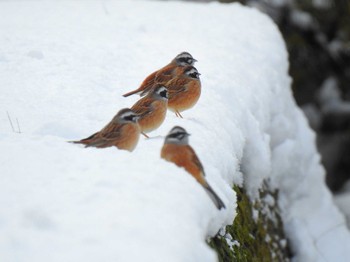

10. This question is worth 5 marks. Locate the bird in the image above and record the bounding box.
[122,52,197,97]
[131,84,168,138]
[166,66,201,118]
[70,108,141,152]
[161,126,226,210]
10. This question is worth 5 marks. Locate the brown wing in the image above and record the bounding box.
[155,65,188,84]
[139,66,175,96]
[123,71,157,97]
[131,96,154,116]
[138,60,180,96]
[187,147,226,210]
[99,122,123,140]
[139,71,163,96]
[166,77,188,98]
[85,122,124,147]
[154,65,176,82]
[161,143,206,184]
[71,120,121,145]
[71,132,99,145]
[187,145,205,175]
[139,71,157,90]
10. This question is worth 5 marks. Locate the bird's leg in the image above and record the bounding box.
[175,110,183,118]
[141,132,149,138]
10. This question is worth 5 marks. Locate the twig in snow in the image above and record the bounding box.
[16,118,21,133]
[6,111,15,132]
[101,1,109,15]
[6,111,22,133]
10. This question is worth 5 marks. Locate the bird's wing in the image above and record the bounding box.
[131,97,154,116]
[137,71,159,96]
[156,65,175,77]
[71,131,99,144]
[154,65,177,85]
[166,78,187,97]
[84,123,124,148]
[188,145,205,175]
[98,123,123,141]
[140,71,157,88]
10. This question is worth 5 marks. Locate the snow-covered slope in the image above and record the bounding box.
[0,1,349,261]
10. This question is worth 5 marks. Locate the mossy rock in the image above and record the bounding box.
[209,183,291,261]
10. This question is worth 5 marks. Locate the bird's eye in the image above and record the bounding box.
[160,90,168,98]
[169,132,186,139]
[178,57,192,65]
[189,72,199,79]
[123,115,135,121]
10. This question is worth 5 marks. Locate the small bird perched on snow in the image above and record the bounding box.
[70,108,141,152]
[131,84,168,138]
[166,66,201,118]
[122,52,197,97]
[161,126,226,210]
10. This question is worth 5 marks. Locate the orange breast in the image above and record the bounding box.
[168,81,201,112]
[138,100,167,133]
[115,123,140,151]
[161,144,206,185]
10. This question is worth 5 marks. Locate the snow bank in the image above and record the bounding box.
[335,182,350,229]
[0,1,349,261]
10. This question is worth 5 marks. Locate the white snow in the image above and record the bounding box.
[335,191,350,229]
[335,181,350,229]
[0,1,349,262]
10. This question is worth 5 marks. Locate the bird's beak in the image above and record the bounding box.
[193,58,198,62]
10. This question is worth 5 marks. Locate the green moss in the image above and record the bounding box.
[209,183,291,261]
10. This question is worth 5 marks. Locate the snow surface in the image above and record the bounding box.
[335,183,350,229]
[0,1,350,262]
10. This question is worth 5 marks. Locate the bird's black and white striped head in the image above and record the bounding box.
[174,52,197,66]
[184,66,201,80]
[164,126,190,145]
[151,84,168,100]
[115,108,140,124]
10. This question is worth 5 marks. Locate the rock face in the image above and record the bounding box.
[210,184,291,261]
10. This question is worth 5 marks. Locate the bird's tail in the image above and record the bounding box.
[204,184,226,210]
[123,77,157,97]
[67,132,98,146]
[68,140,82,144]
[123,89,140,97]
[68,139,90,146]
